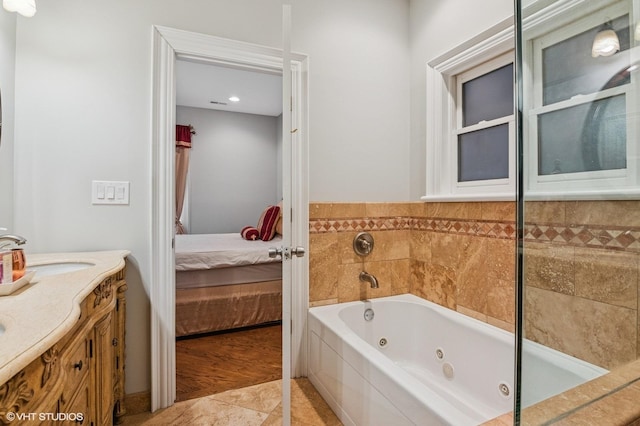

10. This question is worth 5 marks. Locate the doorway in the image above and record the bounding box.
[174,58,285,401]
[151,25,309,412]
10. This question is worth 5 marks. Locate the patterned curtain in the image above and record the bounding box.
[175,125,192,234]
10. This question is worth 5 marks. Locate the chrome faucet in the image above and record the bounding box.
[0,234,27,249]
[359,271,379,289]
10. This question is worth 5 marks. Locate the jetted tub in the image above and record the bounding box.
[308,294,607,425]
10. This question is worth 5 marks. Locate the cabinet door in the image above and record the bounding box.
[93,312,114,426]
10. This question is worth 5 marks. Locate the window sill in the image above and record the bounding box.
[420,193,515,202]
[523,189,640,201]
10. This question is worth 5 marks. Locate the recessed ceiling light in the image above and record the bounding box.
[228,96,240,102]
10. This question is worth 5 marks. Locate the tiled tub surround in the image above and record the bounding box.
[309,201,517,331]
[309,200,640,424]
[523,200,640,371]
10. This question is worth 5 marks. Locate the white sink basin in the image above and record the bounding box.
[30,262,94,277]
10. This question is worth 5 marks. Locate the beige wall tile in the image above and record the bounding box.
[574,247,638,309]
[486,278,515,325]
[523,242,575,295]
[365,202,412,217]
[429,202,483,219]
[411,262,457,310]
[337,263,365,303]
[525,287,637,369]
[565,200,640,227]
[481,202,516,221]
[410,230,432,263]
[557,383,640,426]
[309,299,339,308]
[409,202,428,217]
[524,201,565,224]
[367,230,410,262]
[484,238,516,282]
[487,316,515,333]
[337,231,362,264]
[309,233,339,303]
[457,305,487,322]
[361,259,408,299]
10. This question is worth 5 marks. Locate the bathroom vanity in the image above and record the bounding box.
[0,250,128,425]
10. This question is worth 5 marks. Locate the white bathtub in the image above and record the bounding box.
[308,294,607,426]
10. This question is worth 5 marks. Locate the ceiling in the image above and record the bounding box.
[176,59,283,117]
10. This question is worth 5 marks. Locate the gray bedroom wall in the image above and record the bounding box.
[177,106,279,234]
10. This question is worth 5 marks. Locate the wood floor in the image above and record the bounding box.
[175,323,282,402]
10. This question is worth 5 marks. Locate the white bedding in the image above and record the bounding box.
[175,233,282,271]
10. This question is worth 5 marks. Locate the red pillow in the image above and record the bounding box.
[257,205,281,241]
[240,226,259,241]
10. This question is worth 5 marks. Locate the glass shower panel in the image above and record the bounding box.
[517,0,640,424]
[537,95,627,175]
[542,14,631,105]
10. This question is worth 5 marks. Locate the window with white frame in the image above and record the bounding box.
[424,19,515,201]
[525,1,639,197]
[456,53,514,187]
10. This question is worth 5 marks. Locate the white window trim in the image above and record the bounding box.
[423,17,515,202]
[454,53,515,194]
[423,0,640,202]
[524,0,640,199]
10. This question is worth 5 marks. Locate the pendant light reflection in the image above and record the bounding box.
[2,0,36,17]
[591,21,620,58]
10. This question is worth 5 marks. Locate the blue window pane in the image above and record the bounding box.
[538,95,627,175]
[458,124,509,182]
[463,64,514,126]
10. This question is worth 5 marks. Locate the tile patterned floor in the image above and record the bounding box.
[122,378,342,425]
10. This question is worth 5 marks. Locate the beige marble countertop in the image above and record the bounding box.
[0,250,129,385]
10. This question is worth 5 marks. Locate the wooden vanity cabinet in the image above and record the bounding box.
[0,267,127,426]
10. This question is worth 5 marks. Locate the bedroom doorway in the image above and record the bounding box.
[151,20,309,419]
[173,58,286,402]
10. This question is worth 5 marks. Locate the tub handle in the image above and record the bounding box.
[353,232,374,256]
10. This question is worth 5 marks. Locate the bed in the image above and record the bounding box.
[175,233,283,337]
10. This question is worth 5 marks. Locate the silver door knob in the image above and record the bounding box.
[268,247,283,258]
[291,246,305,257]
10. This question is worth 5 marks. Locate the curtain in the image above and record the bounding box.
[175,125,192,234]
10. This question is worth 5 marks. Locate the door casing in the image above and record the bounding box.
[151,25,309,411]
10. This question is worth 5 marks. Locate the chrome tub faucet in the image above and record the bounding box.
[359,271,379,289]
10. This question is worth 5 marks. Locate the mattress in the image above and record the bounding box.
[176,262,282,289]
[175,233,282,271]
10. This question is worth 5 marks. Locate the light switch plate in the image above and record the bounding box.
[92,181,130,205]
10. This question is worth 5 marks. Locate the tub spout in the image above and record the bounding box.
[359,271,379,289]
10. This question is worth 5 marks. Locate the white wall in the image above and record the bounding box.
[408,0,513,199]
[0,11,16,229]
[9,0,515,397]
[11,0,411,394]
[176,106,279,234]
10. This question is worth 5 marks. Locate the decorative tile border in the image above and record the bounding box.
[524,224,640,252]
[309,216,640,252]
[309,217,516,240]
[309,217,412,233]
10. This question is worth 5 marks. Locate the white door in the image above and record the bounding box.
[272,4,310,423]
[151,20,308,414]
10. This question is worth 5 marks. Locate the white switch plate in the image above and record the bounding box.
[92,181,130,205]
